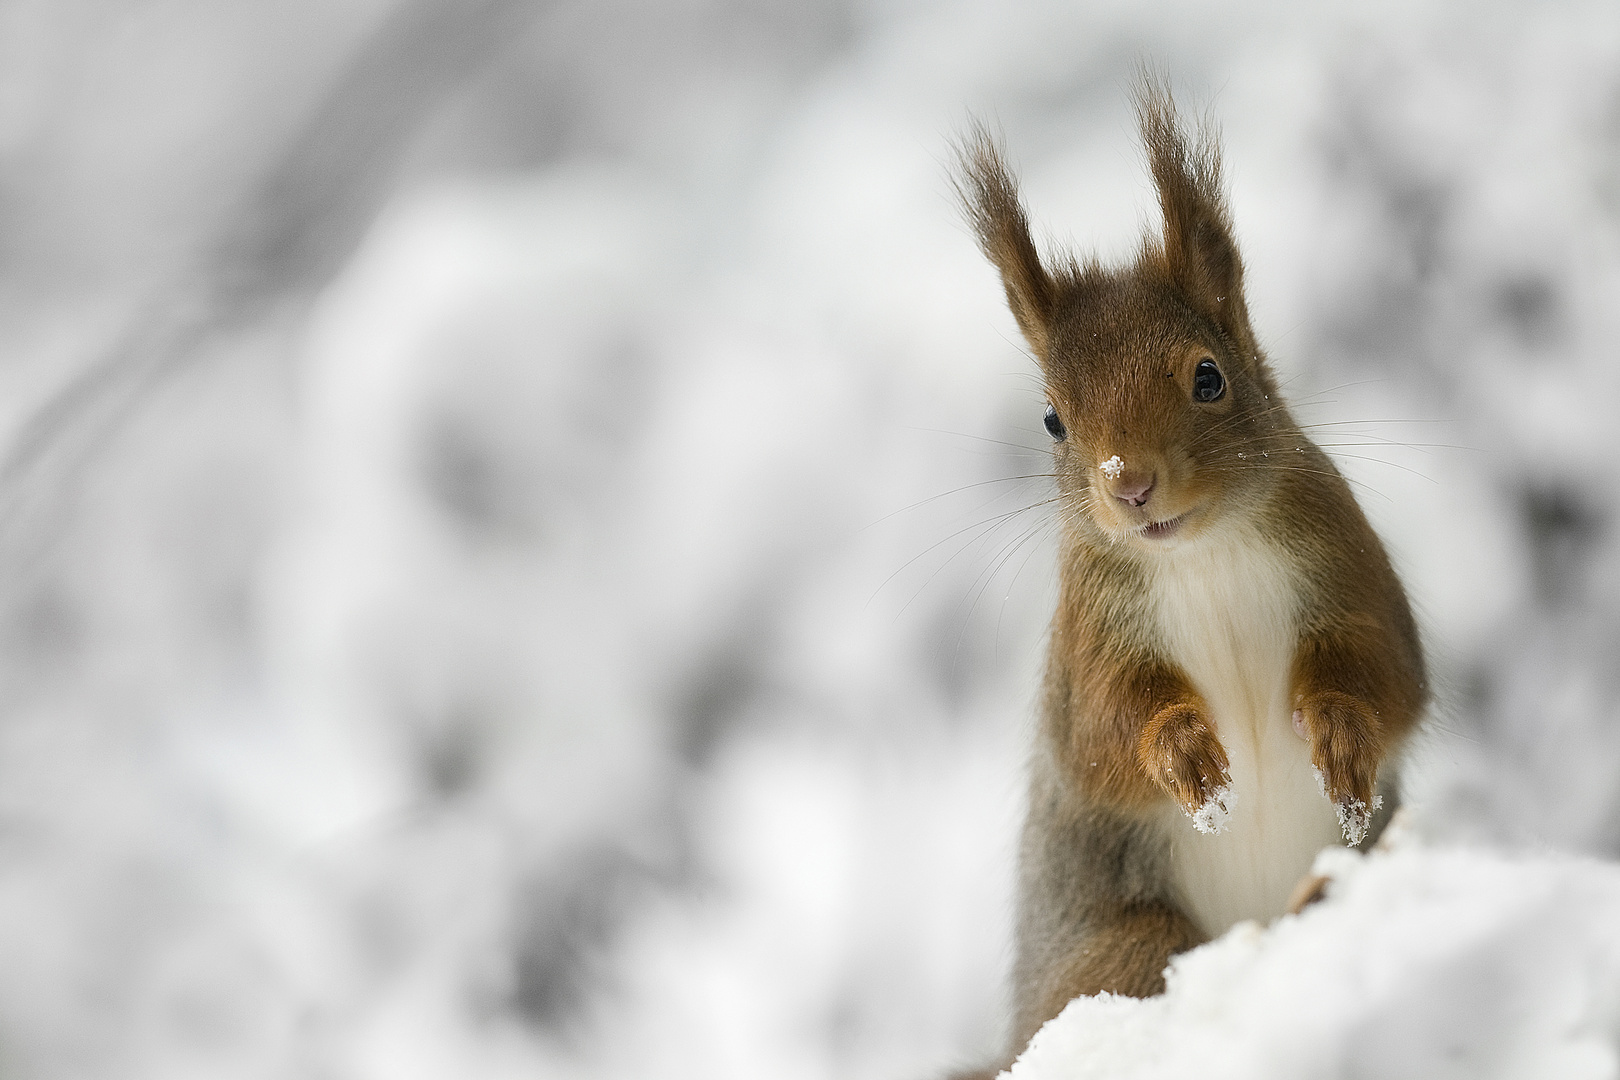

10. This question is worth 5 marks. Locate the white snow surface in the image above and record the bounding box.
[1008,836,1620,1080]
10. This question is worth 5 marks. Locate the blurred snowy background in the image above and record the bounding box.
[0,1,1617,1077]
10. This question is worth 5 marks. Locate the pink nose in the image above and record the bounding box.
[1112,476,1154,507]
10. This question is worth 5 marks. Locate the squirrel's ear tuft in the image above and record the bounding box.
[954,124,1054,355]
[1134,74,1252,346]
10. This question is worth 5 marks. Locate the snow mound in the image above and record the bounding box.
[1007,838,1620,1080]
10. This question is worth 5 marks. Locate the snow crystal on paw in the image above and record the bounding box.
[1100,455,1124,479]
[1335,793,1383,846]
[1190,784,1234,835]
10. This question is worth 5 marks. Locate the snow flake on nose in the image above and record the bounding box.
[1100,455,1125,479]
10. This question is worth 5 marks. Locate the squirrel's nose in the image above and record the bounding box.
[1111,474,1155,507]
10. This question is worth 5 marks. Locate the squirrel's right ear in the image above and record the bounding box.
[955,126,1055,355]
[1134,76,1254,349]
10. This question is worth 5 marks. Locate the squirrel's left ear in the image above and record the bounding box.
[1136,77,1254,350]
[955,124,1056,358]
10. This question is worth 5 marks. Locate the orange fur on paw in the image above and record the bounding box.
[1297,690,1383,843]
[1138,703,1232,829]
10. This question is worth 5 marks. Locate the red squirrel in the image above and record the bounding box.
[949,80,1427,1074]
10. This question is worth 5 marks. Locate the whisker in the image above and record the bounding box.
[1310,437,1481,455]
[959,515,1050,640]
[1296,418,1455,429]
[915,498,1060,620]
[957,514,1058,660]
[1242,426,1482,464]
[873,496,1063,613]
[861,473,1057,530]
[902,426,1050,456]
[1283,377,1395,401]
[995,326,1040,368]
[995,516,1060,644]
[1183,398,1297,452]
[1203,461,1393,503]
[1317,451,1438,485]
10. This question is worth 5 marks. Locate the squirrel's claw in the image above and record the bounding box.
[1139,702,1233,832]
[1189,782,1235,835]
[1297,690,1384,845]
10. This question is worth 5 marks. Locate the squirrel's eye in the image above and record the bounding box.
[1192,359,1225,403]
[1043,403,1067,441]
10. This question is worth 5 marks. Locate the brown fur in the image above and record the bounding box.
[944,77,1427,1077]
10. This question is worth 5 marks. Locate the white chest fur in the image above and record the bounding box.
[1148,526,1343,938]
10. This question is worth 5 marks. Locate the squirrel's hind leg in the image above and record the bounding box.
[941,1065,1011,1080]
[1010,898,1203,1052]
[941,898,1200,1080]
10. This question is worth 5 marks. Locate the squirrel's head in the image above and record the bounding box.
[957,79,1290,550]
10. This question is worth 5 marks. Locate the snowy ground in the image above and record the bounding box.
[0,2,1615,1078]
[1011,827,1620,1080]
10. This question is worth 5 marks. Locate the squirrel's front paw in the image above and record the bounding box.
[1139,703,1233,834]
[1296,690,1383,845]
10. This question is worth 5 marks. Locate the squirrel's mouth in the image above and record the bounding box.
[1138,510,1192,541]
